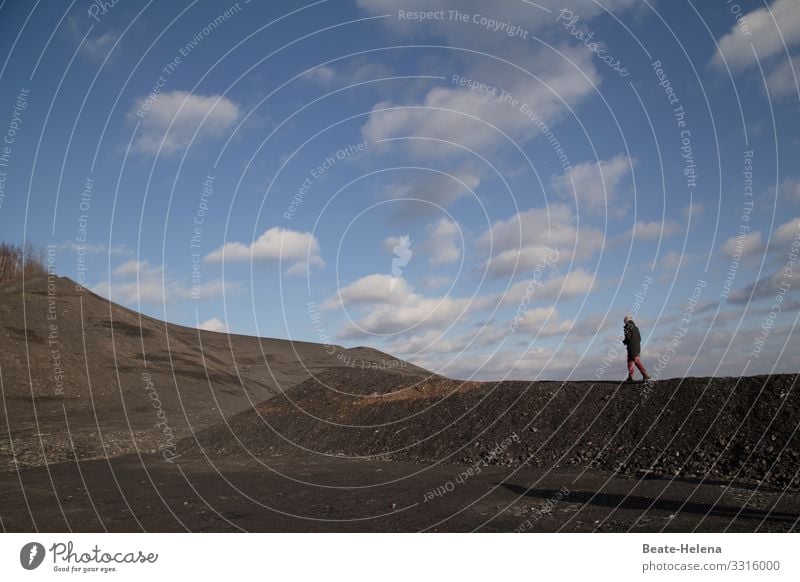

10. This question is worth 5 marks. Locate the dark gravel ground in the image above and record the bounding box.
[1,452,797,532]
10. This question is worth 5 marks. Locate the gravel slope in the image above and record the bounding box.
[186,367,800,489]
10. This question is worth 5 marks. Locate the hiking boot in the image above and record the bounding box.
[642,372,652,382]
[625,375,635,383]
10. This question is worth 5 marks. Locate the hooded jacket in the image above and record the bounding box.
[623,320,641,357]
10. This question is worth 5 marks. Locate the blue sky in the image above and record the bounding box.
[0,0,798,380]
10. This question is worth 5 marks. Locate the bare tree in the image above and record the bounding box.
[0,242,45,283]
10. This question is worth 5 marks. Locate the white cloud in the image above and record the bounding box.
[205,227,324,276]
[773,216,800,245]
[550,154,633,212]
[717,215,800,270]
[356,0,640,46]
[424,344,582,381]
[512,305,574,337]
[626,219,681,241]
[352,0,642,184]
[301,61,396,88]
[660,250,688,271]
[765,55,800,99]
[338,294,472,337]
[477,203,604,277]
[710,0,800,71]
[387,321,515,356]
[113,259,146,278]
[327,273,492,337]
[421,274,452,289]
[303,65,336,85]
[321,273,413,311]
[380,167,480,217]
[129,91,240,156]
[720,230,765,256]
[503,268,596,304]
[81,31,117,60]
[68,17,118,61]
[360,46,600,160]
[92,259,239,305]
[777,177,800,201]
[728,268,796,304]
[348,61,396,83]
[424,218,461,265]
[198,317,228,333]
[684,202,704,219]
[383,234,411,253]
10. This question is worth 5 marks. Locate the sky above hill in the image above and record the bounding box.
[0,0,798,380]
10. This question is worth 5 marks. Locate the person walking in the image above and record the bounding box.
[622,315,651,382]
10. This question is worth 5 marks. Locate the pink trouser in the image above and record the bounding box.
[628,356,647,376]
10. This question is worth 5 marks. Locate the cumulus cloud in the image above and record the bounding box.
[660,250,690,271]
[477,203,604,277]
[387,330,462,355]
[81,31,118,60]
[301,61,396,88]
[360,45,600,160]
[356,0,640,46]
[718,218,800,304]
[773,216,800,245]
[421,274,452,289]
[129,91,240,156]
[198,317,228,333]
[353,0,642,161]
[322,273,414,311]
[387,327,501,356]
[777,177,800,201]
[625,219,681,241]
[92,259,239,305]
[326,273,492,337]
[423,345,581,381]
[303,65,337,85]
[385,290,583,358]
[205,227,324,276]
[728,268,795,304]
[383,234,412,253]
[381,167,480,218]
[512,305,574,337]
[338,295,472,337]
[113,259,145,278]
[502,268,596,304]
[424,218,462,265]
[68,17,118,61]
[684,202,704,219]
[564,312,615,340]
[765,55,800,99]
[550,154,633,213]
[710,0,800,71]
[720,230,765,257]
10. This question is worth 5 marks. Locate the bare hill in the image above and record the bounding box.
[0,273,428,469]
